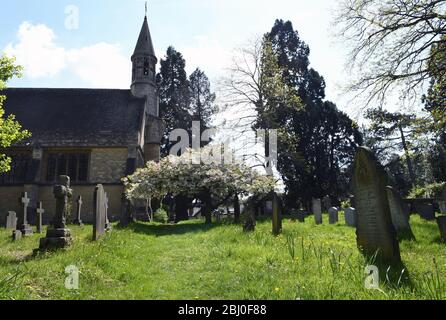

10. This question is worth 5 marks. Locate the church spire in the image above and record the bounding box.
[133,13,156,58]
[131,10,157,98]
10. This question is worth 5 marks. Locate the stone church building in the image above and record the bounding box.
[0,15,163,223]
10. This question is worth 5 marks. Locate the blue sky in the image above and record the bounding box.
[1,0,349,106]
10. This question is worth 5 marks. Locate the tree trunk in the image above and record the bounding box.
[399,124,416,187]
[234,194,241,224]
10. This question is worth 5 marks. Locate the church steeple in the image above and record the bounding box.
[131,13,157,98]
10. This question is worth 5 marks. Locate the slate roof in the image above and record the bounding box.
[2,88,146,147]
[133,16,156,58]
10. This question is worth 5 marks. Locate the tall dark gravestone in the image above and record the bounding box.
[272,193,282,236]
[93,184,107,240]
[312,198,323,225]
[39,176,73,250]
[386,186,415,240]
[353,147,401,264]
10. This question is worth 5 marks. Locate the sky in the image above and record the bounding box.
[0,0,351,112]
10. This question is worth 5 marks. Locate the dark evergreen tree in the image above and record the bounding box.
[188,68,217,147]
[156,46,191,157]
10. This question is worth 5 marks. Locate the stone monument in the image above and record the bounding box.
[93,184,107,240]
[73,196,84,226]
[344,207,357,227]
[36,202,45,234]
[6,211,17,230]
[386,186,415,240]
[353,147,401,264]
[39,176,73,250]
[16,192,33,236]
[328,207,339,224]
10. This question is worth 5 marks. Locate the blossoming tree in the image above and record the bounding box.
[123,148,276,224]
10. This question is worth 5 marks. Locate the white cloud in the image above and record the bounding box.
[4,21,130,88]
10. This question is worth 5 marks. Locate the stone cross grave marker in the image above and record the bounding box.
[312,198,322,225]
[272,193,282,236]
[344,207,357,227]
[36,202,45,234]
[39,176,73,250]
[353,147,401,264]
[328,207,339,224]
[93,184,107,240]
[17,192,33,236]
[386,186,415,240]
[6,211,17,230]
[74,195,84,226]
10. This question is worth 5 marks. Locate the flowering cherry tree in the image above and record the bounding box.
[123,148,276,223]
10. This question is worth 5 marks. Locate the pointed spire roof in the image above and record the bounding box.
[133,16,156,58]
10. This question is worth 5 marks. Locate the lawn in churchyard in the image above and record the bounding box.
[0,213,445,300]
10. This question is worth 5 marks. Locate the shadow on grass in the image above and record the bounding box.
[120,221,222,237]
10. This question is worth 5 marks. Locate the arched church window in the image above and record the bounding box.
[144,58,150,76]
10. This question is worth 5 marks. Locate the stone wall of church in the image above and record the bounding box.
[89,148,128,183]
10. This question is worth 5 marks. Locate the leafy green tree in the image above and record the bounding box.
[156,47,191,157]
[365,109,419,187]
[264,20,363,206]
[0,55,31,173]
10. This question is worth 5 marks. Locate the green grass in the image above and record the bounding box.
[0,213,445,300]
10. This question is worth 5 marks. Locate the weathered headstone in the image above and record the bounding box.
[328,207,339,224]
[6,211,17,230]
[104,193,111,231]
[297,209,306,223]
[353,147,401,264]
[272,193,282,235]
[416,202,436,221]
[437,216,446,243]
[16,192,33,236]
[73,196,84,226]
[93,184,107,240]
[12,230,22,241]
[386,186,415,240]
[36,202,44,234]
[120,193,135,226]
[39,176,73,250]
[312,198,322,225]
[344,207,357,227]
[322,195,331,212]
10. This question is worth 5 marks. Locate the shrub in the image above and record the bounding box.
[408,182,446,199]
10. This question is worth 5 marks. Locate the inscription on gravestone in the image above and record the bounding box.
[353,147,401,264]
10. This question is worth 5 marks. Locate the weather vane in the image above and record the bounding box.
[145,1,148,17]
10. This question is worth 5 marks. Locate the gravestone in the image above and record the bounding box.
[344,207,357,227]
[104,193,111,231]
[437,216,446,243]
[386,186,415,240]
[243,202,256,232]
[416,203,436,221]
[93,184,107,240]
[6,211,17,230]
[322,196,331,212]
[36,202,44,234]
[272,193,282,235]
[39,176,73,250]
[265,201,273,215]
[16,192,33,236]
[74,195,84,226]
[297,209,306,223]
[12,230,22,241]
[353,147,401,264]
[312,198,323,225]
[120,193,135,226]
[328,207,339,224]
